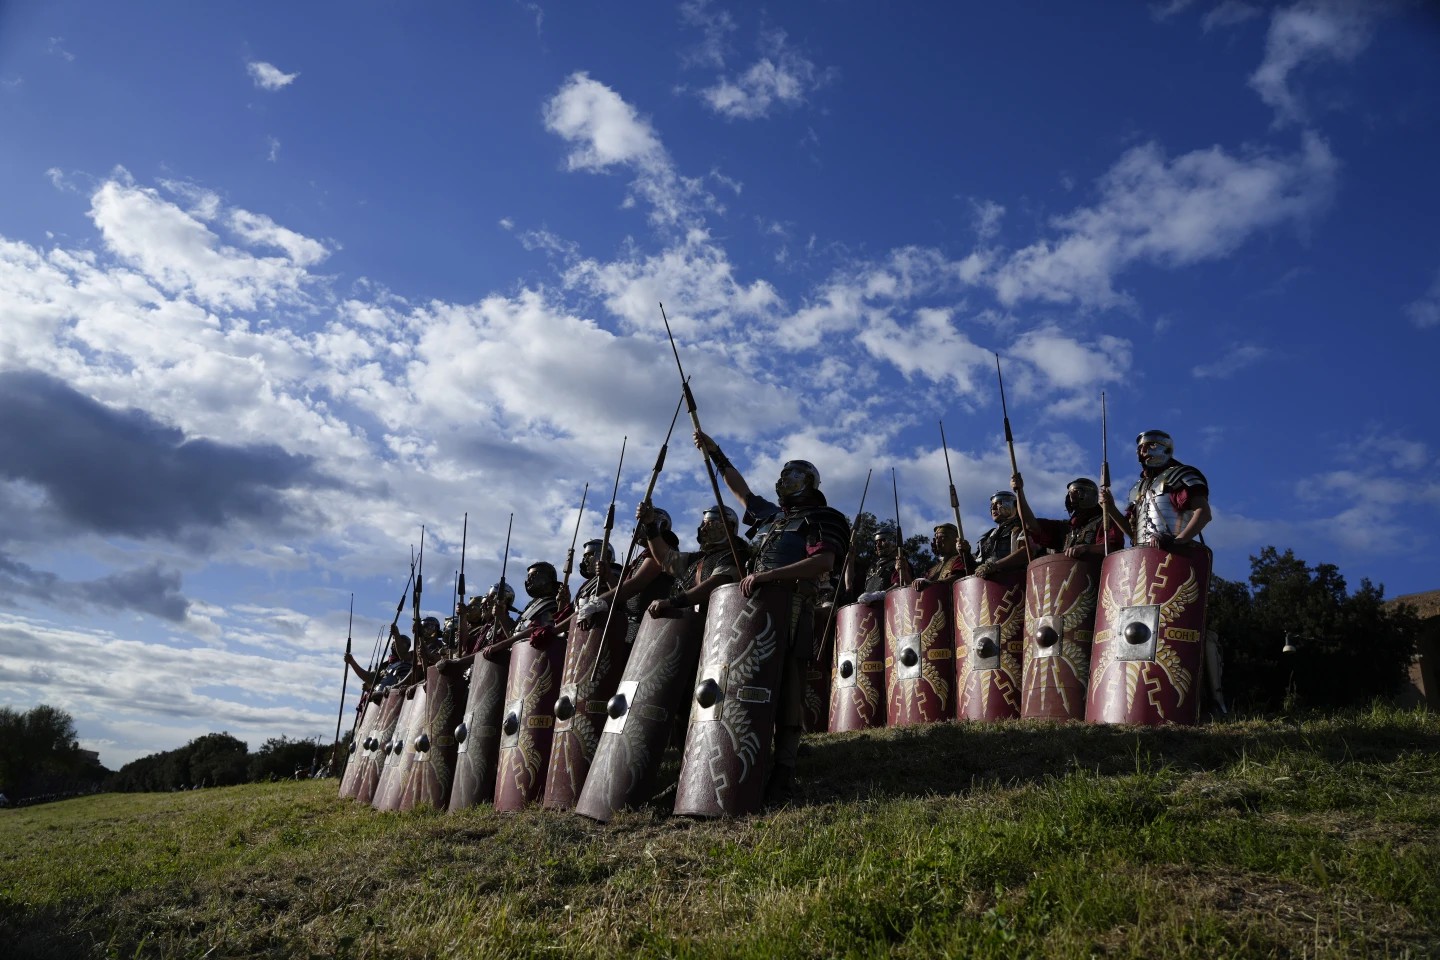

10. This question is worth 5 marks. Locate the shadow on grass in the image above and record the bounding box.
[794,711,1440,808]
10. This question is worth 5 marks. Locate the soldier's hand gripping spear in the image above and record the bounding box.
[995,354,1033,564]
[330,593,353,768]
[659,302,745,575]
[939,419,975,576]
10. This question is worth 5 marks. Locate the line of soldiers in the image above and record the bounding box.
[338,426,1216,819]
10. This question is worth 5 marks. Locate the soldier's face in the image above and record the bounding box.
[524,567,554,598]
[776,466,809,499]
[873,535,892,554]
[991,498,1016,522]
[932,528,957,556]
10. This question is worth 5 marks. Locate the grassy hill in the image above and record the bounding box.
[3,706,1438,959]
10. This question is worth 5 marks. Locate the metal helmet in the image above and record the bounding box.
[579,538,616,578]
[698,504,739,547]
[524,562,557,598]
[421,616,442,637]
[487,580,516,609]
[775,459,821,500]
[1065,478,1100,513]
[649,508,672,535]
[990,491,1018,521]
[1137,430,1174,469]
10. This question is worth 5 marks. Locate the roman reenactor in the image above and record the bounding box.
[1013,476,1124,558]
[496,563,562,652]
[970,491,1028,579]
[344,629,413,690]
[845,530,911,602]
[1100,430,1212,549]
[574,520,681,646]
[692,430,850,805]
[639,502,746,618]
[910,523,973,591]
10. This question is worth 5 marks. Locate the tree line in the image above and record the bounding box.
[106,733,334,793]
[0,704,108,804]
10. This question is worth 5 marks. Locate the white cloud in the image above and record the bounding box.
[247,60,299,91]
[46,37,75,62]
[698,29,832,120]
[1150,0,1197,21]
[1011,327,1133,396]
[1203,1,1263,31]
[991,133,1337,309]
[267,136,281,163]
[542,72,709,226]
[857,307,991,395]
[1404,267,1440,330]
[679,0,737,69]
[1191,342,1268,378]
[1249,1,1375,125]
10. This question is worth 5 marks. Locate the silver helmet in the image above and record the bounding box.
[649,507,672,536]
[1136,430,1174,469]
[698,504,738,547]
[1064,478,1100,513]
[990,491,1018,521]
[775,459,820,500]
[486,580,516,610]
[579,538,616,579]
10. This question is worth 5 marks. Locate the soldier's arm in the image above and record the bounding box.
[694,431,753,505]
[1176,494,1211,543]
[344,654,374,686]
[1099,487,1132,542]
[741,551,835,597]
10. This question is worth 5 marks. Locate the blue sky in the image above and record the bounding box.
[1,0,1437,767]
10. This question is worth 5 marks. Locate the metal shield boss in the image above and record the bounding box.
[338,691,380,800]
[353,687,405,805]
[674,582,792,818]
[884,582,955,726]
[372,682,427,812]
[829,598,886,732]
[955,571,1025,721]
[803,604,835,733]
[447,652,509,812]
[575,608,703,823]
[1021,554,1100,721]
[542,611,630,811]
[493,634,568,811]
[396,662,469,812]
[1086,544,1211,726]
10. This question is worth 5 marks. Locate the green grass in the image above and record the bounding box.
[3,705,1438,958]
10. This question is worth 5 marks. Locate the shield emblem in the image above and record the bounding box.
[955,571,1025,721]
[674,582,793,818]
[447,651,510,812]
[829,598,887,732]
[1021,554,1100,721]
[1086,544,1211,726]
[493,634,568,811]
[542,609,631,811]
[575,609,703,823]
[885,582,955,726]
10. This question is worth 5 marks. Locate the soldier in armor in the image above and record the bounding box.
[970,491,1028,579]
[343,630,413,689]
[638,502,746,617]
[910,523,973,591]
[1012,476,1124,558]
[1100,430,1212,549]
[487,562,562,656]
[846,530,912,603]
[694,430,851,804]
[575,521,681,646]
[471,581,518,659]
[572,539,627,629]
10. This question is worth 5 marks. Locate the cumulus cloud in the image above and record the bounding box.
[543,72,709,225]
[991,133,1337,309]
[0,370,327,542]
[1191,342,1268,378]
[1249,1,1376,125]
[1404,267,1440,329]
[247,60,299,91]
[698,29,833,120]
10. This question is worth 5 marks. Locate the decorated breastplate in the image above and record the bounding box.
[1129,463,1202,546]
[1066,513,1105,550]
[749,511,810,574]
[977,521,1020,563]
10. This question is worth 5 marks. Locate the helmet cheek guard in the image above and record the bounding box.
[1065,478,1100,513]
[775,459,821,500]
[990,491,1017,521]
[1137,430,1174,468]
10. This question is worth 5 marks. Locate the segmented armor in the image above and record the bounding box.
[1127,460,1208,546]
[975,519,1025,564]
